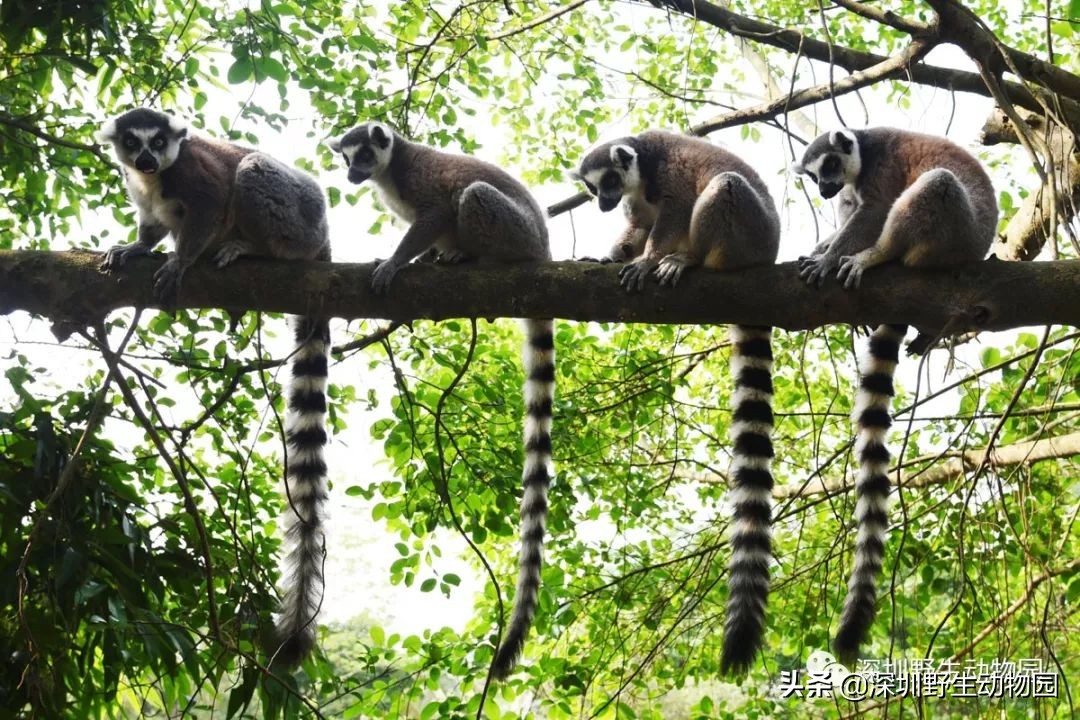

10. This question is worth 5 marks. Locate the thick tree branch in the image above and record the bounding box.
[1,251,1079,335]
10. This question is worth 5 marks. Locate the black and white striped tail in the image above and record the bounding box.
[834,323,906,662]
[273,315,330,667]
[722,325,775,675]
[491,318,555,679]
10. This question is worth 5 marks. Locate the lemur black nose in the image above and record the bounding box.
[347,167,371,184]
[135,151,158,174]
[819,182,843,199]
[598,195,620,212]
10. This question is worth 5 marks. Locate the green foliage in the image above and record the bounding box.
[1,0,1078,718]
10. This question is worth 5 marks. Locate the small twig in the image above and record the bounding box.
[832,0,930,35]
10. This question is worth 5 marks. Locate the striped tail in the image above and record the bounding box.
[491,318,555,679]
[273,315,330,667]
[722,325,775,675]
[834,323,906,663]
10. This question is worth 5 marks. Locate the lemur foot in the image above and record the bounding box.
[618,257,658,292]
[371,258,403,294]
[214,241,247,268]
[153,254,185,307]
[836,255,867,289]
[416,248,440,264]
[100,242,152,271]
[905,332,936,356]
[655,253,692,287]
[435,249,470,265]
[798,253,838,288]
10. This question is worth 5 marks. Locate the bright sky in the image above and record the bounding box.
[0,10,1046,646]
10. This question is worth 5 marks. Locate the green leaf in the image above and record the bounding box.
[226,58,253,84]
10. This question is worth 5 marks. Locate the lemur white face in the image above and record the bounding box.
[327,121,394,184]
[574,142,641,212]
[97,109,188,176]
[793,129,861,199]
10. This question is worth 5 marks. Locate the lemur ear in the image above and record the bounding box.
[95,119,117,145]
[611,144,636,170]
[326,135,343,153]
[568,169,583,182]
[830,129,856,155]
[369,122,392,150]
[789,161,806,175]
[165,113,188,138]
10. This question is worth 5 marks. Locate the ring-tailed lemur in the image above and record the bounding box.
[792,127,997,662]
[97,108,332,666]
[327,121,554,679]
[573,130,781,674]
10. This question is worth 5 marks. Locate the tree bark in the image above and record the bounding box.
[1,250,1079,332]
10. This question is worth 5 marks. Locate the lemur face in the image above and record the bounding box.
[793,129,861,200]
[327,122,394,184]
[97,108,188,175]
[573,141,641,212]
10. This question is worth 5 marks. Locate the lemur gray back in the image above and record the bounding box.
[334,124,549,259]
[578,130,776,219]
[835,128,996,240]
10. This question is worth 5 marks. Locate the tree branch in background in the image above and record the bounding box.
[981,108,1080,261]
[691,39,934,135]
[718,0,819,139]
[0,114,113,164]
[773,430,1080,500]
[831,0,930,36]
[644,0,1080,131]
[926,0,1080,104]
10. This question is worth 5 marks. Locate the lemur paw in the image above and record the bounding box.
[618,258,658,292]
[213,241,247,269]
[153,255,184,307]
[655,253,690,287]
[100,242,151,271]
[836,255,865,289]
[797,253,837,288]
[371,259,402,295]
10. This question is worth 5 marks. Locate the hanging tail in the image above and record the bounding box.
[834,323,906,662]
[491,318,555,679]
[273,315,331,666]
[722,325,775,674]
